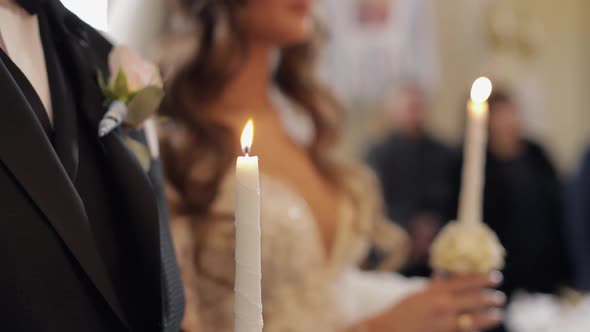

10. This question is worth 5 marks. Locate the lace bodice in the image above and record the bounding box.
[170,167,417,332]
[172,173,352,332]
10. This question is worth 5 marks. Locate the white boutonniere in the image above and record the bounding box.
[98,46,165,171]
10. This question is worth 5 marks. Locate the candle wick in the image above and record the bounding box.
[243,146,251,157]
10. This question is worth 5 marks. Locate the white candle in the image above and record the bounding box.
[458,77,493,225]
[235,119,263,332]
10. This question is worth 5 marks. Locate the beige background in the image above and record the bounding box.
[432,0,590,174]
[104,0,590,174]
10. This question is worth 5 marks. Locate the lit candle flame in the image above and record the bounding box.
[470,77,493,103]
[241,118,254,156]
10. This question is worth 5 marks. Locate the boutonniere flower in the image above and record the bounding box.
[97,46,165,171]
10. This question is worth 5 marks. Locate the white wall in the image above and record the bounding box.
[107,0,167,54]
[432,0,590,174]
[60,0,108,31]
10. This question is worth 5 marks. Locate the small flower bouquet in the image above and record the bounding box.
[430,221,505,275]
[97,46,165,170]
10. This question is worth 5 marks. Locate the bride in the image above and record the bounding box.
[156,0,505,331]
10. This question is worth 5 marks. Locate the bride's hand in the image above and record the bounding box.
[367,273,505,332]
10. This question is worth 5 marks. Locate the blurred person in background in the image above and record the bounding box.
[367,85,454,277]
[482,90,571,297]
[159,0,505,331]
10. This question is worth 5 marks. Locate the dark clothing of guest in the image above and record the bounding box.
[488,143,570,295]
[368,133,454,227]
[451,140,571,296]
[451,140,571,332]
[569,148,590,291]
[367,132,454,276]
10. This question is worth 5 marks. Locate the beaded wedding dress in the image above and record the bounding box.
[171,172,426,332]
[167,91,425,332]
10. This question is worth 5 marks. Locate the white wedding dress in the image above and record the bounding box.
[506,292,590,332]
[171,171,425,332]
[166,90,425,332]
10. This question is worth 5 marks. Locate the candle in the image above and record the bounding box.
[234,119,263,332]
[458,77,493,225]
[430,77,504,276]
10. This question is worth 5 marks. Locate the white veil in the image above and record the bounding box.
[107,0,168,55]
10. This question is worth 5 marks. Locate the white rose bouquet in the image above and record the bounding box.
[430,221,505,275]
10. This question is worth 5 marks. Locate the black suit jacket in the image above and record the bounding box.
[0,1,184,331]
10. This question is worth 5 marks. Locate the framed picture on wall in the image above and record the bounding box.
[356,0,394,27]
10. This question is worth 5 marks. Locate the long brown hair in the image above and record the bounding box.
[160,0,345,220]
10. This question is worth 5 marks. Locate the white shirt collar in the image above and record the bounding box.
[0,0,53,120]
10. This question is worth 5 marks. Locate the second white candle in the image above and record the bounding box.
[458,77,493,225]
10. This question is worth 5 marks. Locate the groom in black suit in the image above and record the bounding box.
[0,0,184,331]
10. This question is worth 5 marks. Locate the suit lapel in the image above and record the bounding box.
[0,49,53,138]
[47,2,163,327]
[0,57,129,328]
[39,11,79,181]
[101,132,164,328]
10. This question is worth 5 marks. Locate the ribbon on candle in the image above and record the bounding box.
[235,119,263,332]
[235,172,263,332]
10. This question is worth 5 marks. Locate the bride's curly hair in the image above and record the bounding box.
[160,0,410,272]
[160,0,346,218]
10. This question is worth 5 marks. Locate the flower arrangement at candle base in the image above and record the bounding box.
[429,221,505,275]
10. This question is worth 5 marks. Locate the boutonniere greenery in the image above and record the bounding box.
[97,46,165,171]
